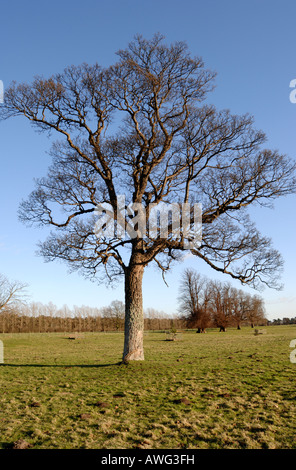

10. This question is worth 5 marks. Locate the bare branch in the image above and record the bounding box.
[0,274,28,313]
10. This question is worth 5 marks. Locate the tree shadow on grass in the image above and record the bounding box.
[0,362,122,368]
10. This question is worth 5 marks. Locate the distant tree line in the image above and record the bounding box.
[0,300,185,334]
[0,272,184,333]
[0,271,294,334]
[178,268,267,332]
[267,317,296,325]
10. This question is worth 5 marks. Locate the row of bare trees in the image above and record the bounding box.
[0,270,266,333]
[0,269,267,334]
[0,299,182,333]
[0,272,181,333]
[178,268,266,332]
[269,317,296,325]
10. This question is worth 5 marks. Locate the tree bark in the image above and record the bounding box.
[123,263,145,361]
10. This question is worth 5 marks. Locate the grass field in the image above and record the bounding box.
[0,326,296,449]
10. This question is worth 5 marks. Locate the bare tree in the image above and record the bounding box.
[206,280,231,332]
[230,288,248,330]
[178,268,210,332]
[0,274,27,313]
[247,294,266,327]
[1,34,296,360]
[102,300,125,331]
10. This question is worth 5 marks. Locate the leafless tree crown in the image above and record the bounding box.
[1,34,295,289]
[0,274,27,313]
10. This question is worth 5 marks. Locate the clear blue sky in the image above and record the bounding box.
[0,0,296,320]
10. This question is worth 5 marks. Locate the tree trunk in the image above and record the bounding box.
[123,263,145,361]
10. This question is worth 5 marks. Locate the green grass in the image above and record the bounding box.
[0,326,296,449]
